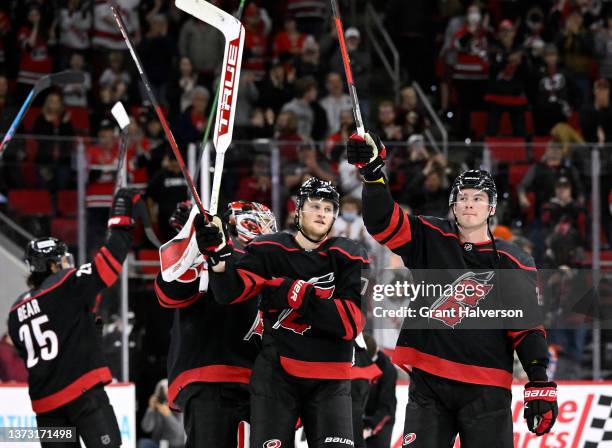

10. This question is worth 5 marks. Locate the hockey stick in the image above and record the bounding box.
[110,101,161,248]
[330,0,365,136]
[176,0,245,216]
[108,1,207,219]
[0,70,86,158]
[192,0,246,182]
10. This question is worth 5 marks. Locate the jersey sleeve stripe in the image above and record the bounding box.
[230,269,268,304]
[100,246,122,272]
[327,246,370,263]
[507,326,546,350]
[94,253,119,287]
[371,203,405,242]
[418,217,459,240]
[344,300,365,334]
[339,299,359,339]
[154,280,201,308]
[334,299,354,340]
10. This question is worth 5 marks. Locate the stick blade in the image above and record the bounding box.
[175,0,241,37]
[111,102,131,130]
[33,70,86,96]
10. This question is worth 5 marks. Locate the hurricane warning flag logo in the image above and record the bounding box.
[429,271,495,328]
[309,272,336,299]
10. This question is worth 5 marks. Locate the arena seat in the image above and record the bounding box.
[51,218,78,245]
[8,189,53,216]
[137,249,161,276]
[57,190,78,217]
[484,137,527,163]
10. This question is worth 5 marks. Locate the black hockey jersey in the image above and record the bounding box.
[154,248,262,410]
[8,229,131,413]
[362,182,549,389]
[209,232,368,380]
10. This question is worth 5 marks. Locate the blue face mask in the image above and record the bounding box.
[342,211,358,222]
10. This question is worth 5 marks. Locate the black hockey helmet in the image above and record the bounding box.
[449,169,497,208]
[25,237,73,273]
[295,177,340,213]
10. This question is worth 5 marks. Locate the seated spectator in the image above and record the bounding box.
[234,70,259,128]
[580,78,612,143]
[57,0,91,69]
[86,120,119,253]
[329,27,371,120]
[62,52,92,108]
[540,177,587,241]
[16,4,53,101]
[234,154,272,206]
[485,20,529,137]
[533,44,580,135]
[0,331,27,382]
[274,110,303,164]
[402,159,449,218]
[594,13,612,82]
[138,13,175,104]
[450,4,490,138]
[294,37,326,88]
[280,76,319,139]
[257,58,295,114]
[140,108,168,176]
[99,51,131,104]
[242,4,269,82]
[166,56,202,122]
[319,72,352,136]
[518,139,584,215]
[286,0,327,37]
[374,100,402,142]
[0,74,21,189]
[139,379,184,448]
[331,196,376,251]
[555,9,594,101]
[175,86,209,145]
[396,86,427,138]
[146,154,189,242]
[284,143,335,195]
[32,91,75,191]
[273,17,308,61]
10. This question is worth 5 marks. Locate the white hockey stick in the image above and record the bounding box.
[175,0,245,216]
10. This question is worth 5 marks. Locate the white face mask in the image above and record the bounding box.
[468,12,482,26]
[342,211,358,222]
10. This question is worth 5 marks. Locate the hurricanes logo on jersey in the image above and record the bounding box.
[309,272,335,299]
[403,433,416,445]
[263,440,282,448]
[429,271,495,328]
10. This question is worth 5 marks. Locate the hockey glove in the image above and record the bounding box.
[169,200,192,233]
[524,381,558,435]
[346,132,387,182]
[262,277,314,313]
[108,188,141,229]
[194,213,232,266]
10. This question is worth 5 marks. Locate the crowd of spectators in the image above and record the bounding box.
[0,0,611,381]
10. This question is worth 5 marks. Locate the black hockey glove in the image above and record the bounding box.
[524,381,558,435]
[194,213,232,266]
[346,132,387,182]
[261,277,314,313]
[108,188,141,229]
[169,200,192,233]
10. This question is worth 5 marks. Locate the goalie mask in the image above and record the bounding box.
[25,237,74,273]
[226,201,278,244]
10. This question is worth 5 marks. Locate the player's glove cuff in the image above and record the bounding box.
[194,214,231,266]
[524,381,558,436]
[263,277,313,312]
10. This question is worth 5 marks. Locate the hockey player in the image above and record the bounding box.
[8,188,140,448]
[197,177,368,448]
[347,133,557,447]
[154,200,277,447]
